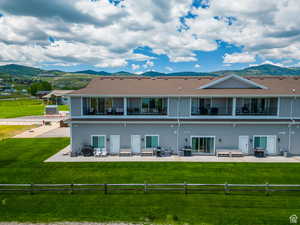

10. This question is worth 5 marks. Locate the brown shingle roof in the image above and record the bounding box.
[70,76,300,96]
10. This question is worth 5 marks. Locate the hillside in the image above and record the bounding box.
[214,64,300,76]
[1,63,300,90]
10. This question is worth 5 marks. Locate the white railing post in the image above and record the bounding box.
[124,97,127,116]
[232,97,236,116]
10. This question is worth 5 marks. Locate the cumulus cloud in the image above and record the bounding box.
[165,66,173,72]
[131,64,140,70]
[0,0,300,68]
[195,64,201,68]
[223,52,256,64]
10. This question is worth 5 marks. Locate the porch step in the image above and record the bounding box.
[217,150,244,157]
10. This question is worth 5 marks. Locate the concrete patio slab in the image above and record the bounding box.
[36,127,70,138]
[45,145,300,163]
[14,123,60,138]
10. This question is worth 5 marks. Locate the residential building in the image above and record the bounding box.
[68,75,300,156]
[43,90,74,105]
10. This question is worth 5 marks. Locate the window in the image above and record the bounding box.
[127,98,167,115]
[145,135,159,149]
[254,136,267,150]
[236,98,278,115]
[191,98,232,115]
[83,97,124,115]
[91,135,106,149]
[191,136,215,153]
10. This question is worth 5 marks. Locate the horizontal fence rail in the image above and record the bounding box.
[0,183,300,195]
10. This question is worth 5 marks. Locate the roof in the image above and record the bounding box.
[70,76,300,97]
[43,90,74,98]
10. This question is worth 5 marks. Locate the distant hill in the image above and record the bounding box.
[214,64,300,76]
[0,64,43,76]
[74,70,111,75]
[2,63,300,78]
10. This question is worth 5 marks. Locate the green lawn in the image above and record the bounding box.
[0,99,44,118]
[0,99,69,118]
[0,125,37,140]
[58,104,69,111]
[0,138,300,224]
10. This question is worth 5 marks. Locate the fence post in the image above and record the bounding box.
[224,182,229,195]
[184,182,187,195]
[30,183,34,195]
[144,182,147,194]
[104,184,107,195]
[265,182,269,196]
[70,183,74,194]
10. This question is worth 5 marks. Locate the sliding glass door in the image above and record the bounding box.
[191,136,215,153]
[145,135,159,149]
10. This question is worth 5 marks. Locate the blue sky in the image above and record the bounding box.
[0,0,299,73]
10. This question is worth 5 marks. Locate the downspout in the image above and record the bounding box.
[288,89,296,153]
[176,96,181,155]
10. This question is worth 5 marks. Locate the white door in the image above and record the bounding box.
[131,135,141,154]
[110,135,120,154]
[239,136,249,154]
[266,135,277,154]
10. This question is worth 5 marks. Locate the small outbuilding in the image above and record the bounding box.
[43,90,73,105]
[45,105,59,115]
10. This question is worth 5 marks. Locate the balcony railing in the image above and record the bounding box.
[236,106,277,116]
[127,107,167,115]
[191,107,232,116]
[85,107,124,116]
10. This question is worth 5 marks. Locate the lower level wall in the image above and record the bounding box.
[70,123,300,155]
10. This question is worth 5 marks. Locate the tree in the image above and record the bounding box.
[28,81,52,96]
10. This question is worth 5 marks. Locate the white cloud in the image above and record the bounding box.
[165,66,173,72]
[195,64,201,68]
[0,0,300,68]
[249,60,284,67]
[223,52,256,64]
[131,64,140,70]
[143,60,154,69]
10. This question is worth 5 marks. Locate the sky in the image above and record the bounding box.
[0,0,300,73]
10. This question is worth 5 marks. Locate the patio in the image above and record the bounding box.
[45,145,300,163]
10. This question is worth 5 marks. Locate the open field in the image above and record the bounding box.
[0,99,44,118]
[0,138,300,224]
[0,99,69,118]
[58,105,69,111]
[0,125,37,140]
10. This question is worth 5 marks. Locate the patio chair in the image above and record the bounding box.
[94,148,102,157]
[101,148,108,157]
[94,148,108,157]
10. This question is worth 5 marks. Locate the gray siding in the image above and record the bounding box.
[71,123,300,155]
[70,96,300,118]
[168,97,190,117]
[70,97,81,117]
[279,97,300,117]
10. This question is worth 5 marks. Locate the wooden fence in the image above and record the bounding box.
[1,183,300,195]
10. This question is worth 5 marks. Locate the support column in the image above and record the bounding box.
[124,97,127,116]
[232,97,236,116]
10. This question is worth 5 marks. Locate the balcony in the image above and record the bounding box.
[82,97,124,116]
[236,98,278,116]
[127,98,168,116]
[191,98,233,116]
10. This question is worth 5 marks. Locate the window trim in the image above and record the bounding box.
[91,135,106,149]
[144,134,160,149]
[190,136,216,154]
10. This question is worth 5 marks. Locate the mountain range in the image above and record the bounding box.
[2,63,300,77]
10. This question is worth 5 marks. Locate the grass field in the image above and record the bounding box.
[0,99,44,118]
[0,125,37,140]
[0,99,69,118]
[0,138,300,225]
[58,104,69,111]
